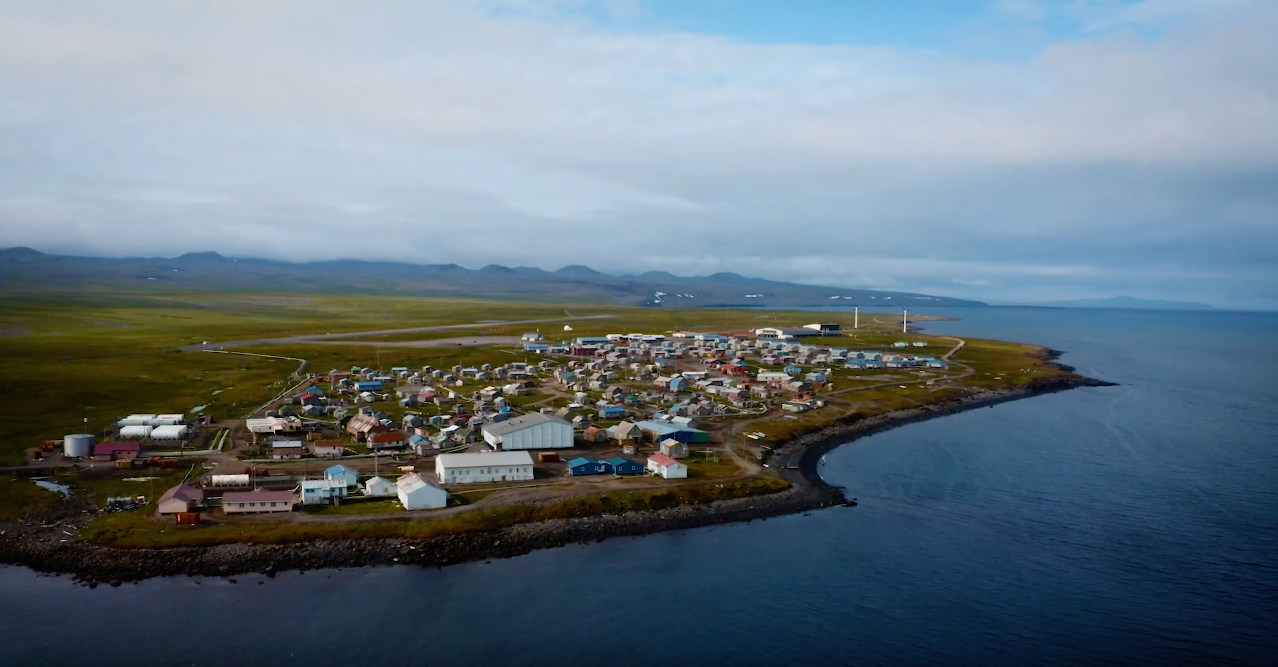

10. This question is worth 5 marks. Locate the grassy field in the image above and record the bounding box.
[0,477,64,521]
[0,290,942,465]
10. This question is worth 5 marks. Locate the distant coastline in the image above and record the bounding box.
[0,361,1112,586]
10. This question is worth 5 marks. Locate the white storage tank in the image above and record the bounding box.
[209,474,251,488]
[64,433,94,458]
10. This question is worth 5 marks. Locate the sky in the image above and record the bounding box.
[0,0,1275,308]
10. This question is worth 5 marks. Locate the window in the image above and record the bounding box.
[249,502,256,507]
[271,502,277,507]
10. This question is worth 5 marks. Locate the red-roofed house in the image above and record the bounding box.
[367,431,408,450]
[646,454,687,479]
[93,441,141,462]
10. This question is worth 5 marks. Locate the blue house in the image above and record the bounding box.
[602,457,644,476]
[568,457,606,476]
[783,364,803,375]
[524,343,550,353]
[667,376,688,392]
[926,359,949,369]
[598,405,627,419]
[325,464,360,487]
[356,381,382,391]
[866,360,885,369]
[805,372,827,383]
[845,360,866,370]
[305,385,325,396]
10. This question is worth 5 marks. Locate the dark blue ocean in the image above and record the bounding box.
[4,307,1276,666]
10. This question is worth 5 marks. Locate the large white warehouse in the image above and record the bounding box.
[436,451,535,485]
[481,413,572,451]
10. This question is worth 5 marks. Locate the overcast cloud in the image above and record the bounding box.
[0,0,1275,307]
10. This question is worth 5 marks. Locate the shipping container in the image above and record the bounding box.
[175,512,200,525]
[538,452,561,463]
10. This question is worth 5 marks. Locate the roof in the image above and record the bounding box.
[482,412,568,437]
[158,484,203,504]
[568,457,597,467]
[326,464,356,476]
[436,451,535,468]
[301,479,343,490]
[369,431,406,443]
[93,441,140,456]
[636,421,707,436]
[222,489,294,504]
[604,457,637,466]
[396,472,444,494]
[660,438,685,447]
[648,454,679,467]
[273,440,304,449]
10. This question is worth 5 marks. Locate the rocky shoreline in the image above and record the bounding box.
[0,371,1112,585]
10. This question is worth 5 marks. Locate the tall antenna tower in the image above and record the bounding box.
[902,309,908,333]
[854,305,859,330]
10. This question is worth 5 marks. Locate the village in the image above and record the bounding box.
[32,320,960,527]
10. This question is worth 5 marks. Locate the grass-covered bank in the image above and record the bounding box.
[76,474,791,549]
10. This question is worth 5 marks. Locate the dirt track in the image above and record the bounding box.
[178,315,614,351]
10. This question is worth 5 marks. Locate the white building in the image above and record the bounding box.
[482,413,573,451]
[150,424,189,440]
[363,476,396,497]
[755,372,792,383]
[396,473,449,510]
[436,451,535,485]
[647,454,688,479]
[300,479,348,505]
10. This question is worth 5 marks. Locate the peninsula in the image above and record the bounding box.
[0,291,1111,584]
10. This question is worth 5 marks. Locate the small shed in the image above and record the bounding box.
[363,476,396,497]
[659,438,689,459]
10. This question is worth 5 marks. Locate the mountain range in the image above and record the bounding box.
[1029,296,1214,310]
[0,247,983,308]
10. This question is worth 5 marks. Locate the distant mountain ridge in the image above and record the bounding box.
[0,247,985,308]
[1034,296,1213,310]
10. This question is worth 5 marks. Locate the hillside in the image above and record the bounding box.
[0,247,983,308]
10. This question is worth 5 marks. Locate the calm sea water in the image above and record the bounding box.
[3,307,1276,666]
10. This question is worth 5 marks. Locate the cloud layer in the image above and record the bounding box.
[0,0,1275,307]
